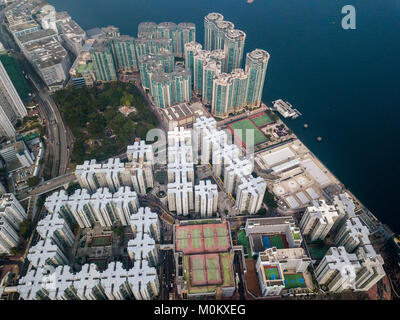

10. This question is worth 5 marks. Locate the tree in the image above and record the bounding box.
[19,219,32,239]
[27,176,40,187]
[263,190,278,209]
[257,207,267,215]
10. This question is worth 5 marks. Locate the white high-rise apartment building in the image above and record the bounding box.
[127,139,154,164]
[127,207,160,267]
[223,158,252,195]
[334,217,371,253]
[354,245,385,291]
[0,60,27,138]
[0,215,19,254]
[167,162,194,184]
[236,176,266,214]
[194,180,218,217]
[299,199,339,241]
[167,126,192,147]
[0,193,27,230]
[167,181,194,216]
[75,140,154,195]
[315,246,360,292]
[17,199,160,300]
[45,187,139,228]
[212,143,240,178]
[332,192,356,231]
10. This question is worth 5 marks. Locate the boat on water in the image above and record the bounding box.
[272,99,302,119]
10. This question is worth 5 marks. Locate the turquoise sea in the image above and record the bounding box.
[49,0,400,233]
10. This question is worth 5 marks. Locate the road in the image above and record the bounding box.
[16,173,76,201]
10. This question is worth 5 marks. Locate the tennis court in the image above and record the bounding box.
[91,236,111,247]
[206,254,222,284]
[175,223,231,254]
[189,254,222,286]
[251,113,273,127]
[228,118,267,148]
[220,253,234,286]
[190,255,207,285]
[263,265,282,280]
[284,273,306,289]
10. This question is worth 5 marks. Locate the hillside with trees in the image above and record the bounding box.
[54,82,158,164]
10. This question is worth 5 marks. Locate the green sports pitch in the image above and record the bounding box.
[91,236,111,247]
[228,118,267,147]
[264,266,282,280]
[251,113,273,127]
[284,273,306,289]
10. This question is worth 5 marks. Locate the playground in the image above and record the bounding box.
[175,223,231,254]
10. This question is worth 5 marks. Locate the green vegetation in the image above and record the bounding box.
[19,219,32,240]
[238,229,253,258]
[266,109,279,122]
[257,207,267,215]
[27,176,40,187]
[53,82,159,164]
[263,189,278,209]
[284,273,306,289]
[229,119,267,147]
[0,54,30,100]
[111,226,124,237]
[66,182,80,195]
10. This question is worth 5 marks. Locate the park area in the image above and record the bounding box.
[53,82,159,164]
[228,118,267,148]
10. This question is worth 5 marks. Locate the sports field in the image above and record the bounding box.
[284,273,306,289]
[91,236,112,247]
[251,113,273,127]
[263,265,282,280]
[175,223,231,254]
[262,234,288,249]
[228,118,267,147]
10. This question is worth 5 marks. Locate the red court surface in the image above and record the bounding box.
[175,223,230,254]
